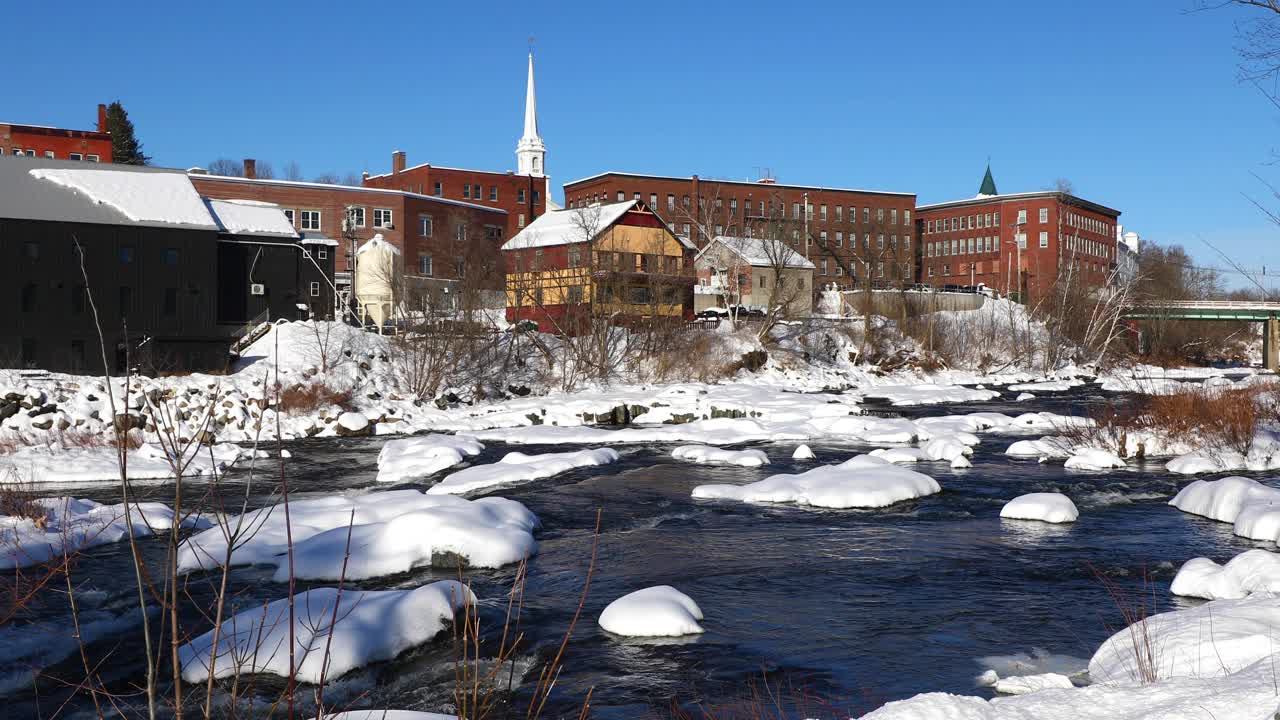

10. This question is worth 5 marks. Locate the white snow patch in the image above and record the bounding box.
[30,167,216,228]
[376,434,485,483]
[1000,493,1078,524]
[427,449,619,495]
[1064,448,1126,471]
[993,672,1073,695]
[792,444,815,460]
[672,445,769,467]
[692,456,940,509]
[2,497,211,569]
[1170,549,1280,600]
[598,586,704,637]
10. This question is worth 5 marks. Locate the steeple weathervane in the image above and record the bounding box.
[516,49,546,177]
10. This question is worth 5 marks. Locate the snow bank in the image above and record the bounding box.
[1168,476,1280,524]
[327,713,455,720]
[692,456,940,509]
[2,497,210,569]
[1165,448,1280,475]
[992,672,1073,695]
[472,418,808,446]
[671,445,769,467]
[178,581,472,683]
[376,434,485,483]
[1064,449,1126,471]
[1170,549,1280,600]
[427,448,619,495]
[1090,593,1280,683]
[1000,493,1078,524]
[861,384,999,407]
[0,442,246,484]
[178,490,538,580]
[598,586,705,637]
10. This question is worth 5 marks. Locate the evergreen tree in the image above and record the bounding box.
[105,101,150,165]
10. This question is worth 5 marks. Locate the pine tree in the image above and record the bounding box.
[105,101,150,165]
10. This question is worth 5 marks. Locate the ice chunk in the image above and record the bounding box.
[672,445,769,467]
[178,581,472,683]
[1064,449,1126,471]
[598,586,704,637]
[993,672,1073,695]
[376,434,485,482]
[692,456,940,509]
[427,448,619,495]
[1000,493,1078,524]
[792,444,815,460]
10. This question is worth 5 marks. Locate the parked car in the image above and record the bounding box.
[942,284,962,293]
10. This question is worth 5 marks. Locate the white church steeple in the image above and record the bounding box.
[516,52,546,177]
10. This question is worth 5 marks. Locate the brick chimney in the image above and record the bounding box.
[244,158,257,179]
[96,104,108,133]
[361,171,369,183]
[392,150,406,175]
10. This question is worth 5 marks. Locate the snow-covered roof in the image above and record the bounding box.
[300,235,339,246]
[189,174,508,214]
[698,235,815,269]
[563,170,915,198]
[356,233,399,256]
[204,198,298,238]
[21,164,218,229]
[917,190,1121,217]
[502,200,642,250]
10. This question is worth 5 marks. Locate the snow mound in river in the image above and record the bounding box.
[598,586,704,637]
[1171,549,1280,600]
[692,456,940,509]
[672,445,769,467]
[427,448,619,495]
[1000,493,1078,524]
[376,434,485,482]
[2,497,210,569]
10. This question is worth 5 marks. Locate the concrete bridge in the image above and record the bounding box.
[1123,300,1280,370]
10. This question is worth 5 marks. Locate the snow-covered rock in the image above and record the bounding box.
[376,434,485,482]
[992,672,1073,695]
[1005,438,1072,459]
[861,384,999,406]
[692,456,940,509]
[598,586,704,637]
[335,411,372,437]
[792,444,815,460]
[1064,448,1126,471]
[1000,493,1078,524]
[2,497,211,569]
[1168,476,1280,524]
[178,490,538,580]
[427,448,619,495]
[1170,549,1280,600]
[1015,392,1036,401]
[178,581,472,683]
[671,445,769,467]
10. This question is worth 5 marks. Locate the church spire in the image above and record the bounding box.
[516,51,546,177]
[978,162,998,197]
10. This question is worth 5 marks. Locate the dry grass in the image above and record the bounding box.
[1092,564,1162,685]
[0,470,47,526]
[278,382,355,415]
[53,428,144,451]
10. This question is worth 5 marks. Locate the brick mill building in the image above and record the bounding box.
[501,199,696,331]
[361,53,553,242]
[916,166,1122,303]
[561,172,916,293]
[2,104,112,162]
[190,171,509,310]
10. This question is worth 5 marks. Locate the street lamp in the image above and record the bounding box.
[1005,219,1025,302]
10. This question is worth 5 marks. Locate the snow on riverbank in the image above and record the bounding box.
[671,445,769,467]
[178,490,538,579]
[178,580,471,683]
[0,442,250,484]
[427,448,619,495]
[692,456,940,509]
[2,497,210,569]
[598,586,705,637]
[376,434,485,482]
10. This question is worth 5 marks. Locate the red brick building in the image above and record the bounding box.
[190,172,509,298]
[916,167,1121,302]
[562,172,916,292]
[361,53,552,242]
[361,150,549,242]
[1,104,112,162]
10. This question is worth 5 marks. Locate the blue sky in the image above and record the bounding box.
[7,1,1280,288]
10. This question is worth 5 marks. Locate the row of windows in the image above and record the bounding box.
[814,231,912,251]
[2,148,100,161]
[1065,211,1113,237]
[1065,234,1110,258]
[572,192,910,226]
[927,211,1004,234]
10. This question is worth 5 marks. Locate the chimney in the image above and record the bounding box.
[392,150,406,175]
[243,158,257,179]
[361,171,370,183]
[97,104,108,133]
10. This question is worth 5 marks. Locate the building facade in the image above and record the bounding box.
[694,236,815,316]
[190,173,509,308]
[562,172,916,294]
[362,53,551,241]
[501,200,696,331]
[1,104,112,162]
[916,168,1121,302]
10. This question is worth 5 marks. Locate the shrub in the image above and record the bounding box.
[278,382,355,415]
[0,471,47,526]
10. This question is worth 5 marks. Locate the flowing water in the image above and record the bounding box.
[3,386,1269,719]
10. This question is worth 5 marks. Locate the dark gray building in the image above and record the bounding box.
[0,157,335,373]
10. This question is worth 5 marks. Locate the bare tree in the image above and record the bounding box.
[312,172,341,184]
[283,161,304,181]
[207,158,244,177]
[1046,178,1075,194]
[253,160,276,180]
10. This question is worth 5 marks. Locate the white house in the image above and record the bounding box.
[694,235,815,316]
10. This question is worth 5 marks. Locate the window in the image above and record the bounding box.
[1039,231,1049,248]
[283,209,295,226]
[163,288,178,316]
[650,193,658,208]
[863,208,870,223]
[310,281,320,297]
[44,151,54,159]
[433,181,443,196]
[462,184,471,199]
[518,213,526,228]
[891,209,898,224]
[69,152,82,161]
[876,208,884,222]
[301,210,322,231]
[373,208,393,228]
[119,246,135,263]
[1016,233,1027,249]
[1039,208,1049,223]
[163,248,180,266]
[21,284,37,313]
[534,249,544,270]
[487,186,497,202]
[904,210,911,224]
[836,231,843,247]
[568,285,584,304]
[346,207,365,228]
[568,246,582,267]
[318,249,328,260]
[667,194,675,212]
[617,191,625,202]
[994,211,1000,225]
[455,224,467,242]
[86,155,99,162]
[24,150,34,157]
[517,188,527,204]
[419,214,433,237]
[23,241,38,260]
[821,259,828,275]
[819,231,828,245]
[1016,209,1027,224]
[419,255,433,276]
[792,203,801,219]
[928,266,935,277]
[835,206,843,222]
[820,205,828,221]
[759,275,767,289]
[486,225,502,241]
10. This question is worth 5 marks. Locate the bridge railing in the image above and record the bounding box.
[1129,300,1280,311]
